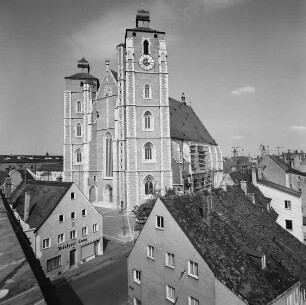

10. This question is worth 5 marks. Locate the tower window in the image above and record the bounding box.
[143,40,149,55]
[144,175,155,195]
[144,142,153,160]
[105,133,113,177]
[76,123,82,137]
[143,111,153,130]
[144,84,151,99]
[75,149,82,163]
[76,101,82,113]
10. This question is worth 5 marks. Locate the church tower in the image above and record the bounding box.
[115,8,173,209]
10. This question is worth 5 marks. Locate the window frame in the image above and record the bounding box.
[143,111,154,131]
[285,200,291,210]
[76,100,82,113]
[133,269,141,284]
[165,252,175,269]
[46,255,62,272]
[143,39,149,55]
[144,84,152,99]
[166,285,175,303]
[75,149,82,163]
[71,192,75,200]
[70,230,77,240]
[147,245,154,260]
[82,209,87,217]
[42,238,51,250]
[285,219,293,230]
[188,296,199,305]
[188,260,199,279]
[93,223,98,233]
[105,132,113,178]
[59,214,64,223]
[82,226,88,236]
[57,233,65,245]
[71,211,76,220]
[156,216,164,230]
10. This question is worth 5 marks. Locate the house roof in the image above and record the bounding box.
[258,179,301,198]
[37,162,63,172]
[169,97,217,145]
[268,155,306,177]
[64,72,98,80]
[159,187,306,304]
[11,180,72,233]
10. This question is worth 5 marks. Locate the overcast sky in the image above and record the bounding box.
[1,0,305,157]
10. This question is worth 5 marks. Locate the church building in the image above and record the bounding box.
[63,8,223,210]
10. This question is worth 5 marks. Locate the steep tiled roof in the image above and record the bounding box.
[169,97,217,145]
[37,162,63,172]
[258,179,301,198]
[78,57,88,63]
[269,155,306,177]
[11,180,72,232]
[64,72,98,80]
[160,187,306,304]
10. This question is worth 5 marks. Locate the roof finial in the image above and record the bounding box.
[141,3,144,10]
[105,57,110,71]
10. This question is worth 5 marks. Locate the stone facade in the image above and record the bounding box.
[63,9,223,210]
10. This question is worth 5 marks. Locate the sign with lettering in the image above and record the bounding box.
[58,237,101,251]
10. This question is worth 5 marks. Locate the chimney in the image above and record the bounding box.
[261,145,267,158]
[24,192,30,222]
[4,177,12,201]
[181,93,186,105]
[258,167,263,180]
[240,181,247,195]
[252,166,257,186]
[56,176,63,182]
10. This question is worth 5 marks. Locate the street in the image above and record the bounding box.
[54,242,130,305]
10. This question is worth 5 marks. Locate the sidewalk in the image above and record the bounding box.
[51,239,133,285]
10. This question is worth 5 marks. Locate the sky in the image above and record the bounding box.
[0,0,305,157]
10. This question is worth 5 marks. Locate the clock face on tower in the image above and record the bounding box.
[139,54,154,70]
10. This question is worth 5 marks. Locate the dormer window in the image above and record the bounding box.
[143,40,149,55]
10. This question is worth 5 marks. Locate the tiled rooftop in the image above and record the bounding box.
[0,195,47,305]
[269,155,306,177]
[169,97,217,145]
[160,185,306,304]
[258,179,301,198]
[11,180,72,232]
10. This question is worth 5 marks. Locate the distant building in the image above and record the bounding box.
[128,190,306,305]
[63,8,223,210]
[258,155,306,215]
[36,162,63,181]
[10,180,103,277]
[0,154,63,174]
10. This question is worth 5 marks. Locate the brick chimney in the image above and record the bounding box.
[4,177,12,201]
[24,192,30,222]
[240,181,247,195]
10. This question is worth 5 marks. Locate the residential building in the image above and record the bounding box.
[63,8,223,210]
[9,180,103,277]
[36,162,63,181]
[128,189,306,305]
[258,155,306,215]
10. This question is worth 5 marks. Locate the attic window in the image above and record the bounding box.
[154,33,158,38]
[133,32,136,37]
[71,192,75,200]
[285,220,293,230]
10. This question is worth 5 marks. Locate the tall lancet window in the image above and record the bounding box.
[143,40,149,55]
[76,123,82,137]
[105,132,113,177]
[144,142,153,160]
[144,111,152,129]
[144,175,155,195]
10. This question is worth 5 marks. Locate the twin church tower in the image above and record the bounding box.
[63,8,223,210]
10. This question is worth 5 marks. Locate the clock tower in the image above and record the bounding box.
[114,8,173,209]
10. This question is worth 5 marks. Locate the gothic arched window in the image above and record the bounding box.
[143,40,149,55]
[144,84,151,99]
[75,149,82,163]
[76,101,82,113]
[105,133,113,177]
[144,175,155,195]
[144,111,153,130]
[76,123,82,137]
[144,142,153,160]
